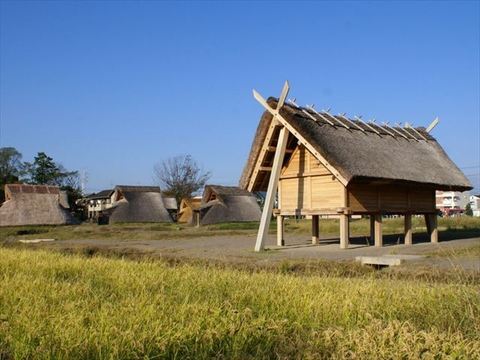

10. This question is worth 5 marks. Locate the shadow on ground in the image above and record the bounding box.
[279,229,480,248]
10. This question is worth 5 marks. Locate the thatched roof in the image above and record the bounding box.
[240,98,472,192]
[59,191,70,209]
[86,189,114,200]
[162,196,178,211]
[115,185,161,193]
[107,185,172,223]
[0,184,77,226]
[199,185,261,225]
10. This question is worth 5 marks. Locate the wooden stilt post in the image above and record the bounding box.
[369,215,375,245]
[312,215,319,244]
[429,214,438,243]
[404,214,412,245]
[374,214,383,247]
[254,126,290,252]
[339,214,349,249]
[424,214,431,235]
[277,215,284,246]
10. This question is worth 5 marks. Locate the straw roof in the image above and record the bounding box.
[0,184,77,226]
[107,185,172,223]
[240,98,472,192]
[162,196,178,211]
[199,185,261,225]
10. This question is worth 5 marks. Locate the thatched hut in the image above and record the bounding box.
[177,196,202,224]
[0,184,77,226]
[199,185,261,225]
[242,83,472,250]
[107,185,172,223]
[162,195,178,221]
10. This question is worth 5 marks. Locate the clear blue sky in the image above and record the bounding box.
[1,0,479,194]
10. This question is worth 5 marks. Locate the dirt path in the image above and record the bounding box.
[19,232,480,271]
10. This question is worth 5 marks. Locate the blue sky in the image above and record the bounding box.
[1,0,479,193]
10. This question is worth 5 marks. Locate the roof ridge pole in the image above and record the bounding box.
[323,111,349,129]
[355,116,380,135]
[306,105,335,126]
[392,123,418,141]
[388,122,413,140]
[338,114,365,132]
[395,123,419,141]
[253,81,290,252]
[405,122,428,141]
[380,122,397,137]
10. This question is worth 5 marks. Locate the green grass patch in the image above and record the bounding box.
[0,248,478,358]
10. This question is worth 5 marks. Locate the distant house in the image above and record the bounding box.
[106,185,172,223]
[0,184,77,226]
[177,196,202,224]
[435,191,470,216]
[85,189,115,220]
[469,194,480,217]
[198,185,261,225]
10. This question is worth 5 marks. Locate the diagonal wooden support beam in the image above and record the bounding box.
[255,126,289,251]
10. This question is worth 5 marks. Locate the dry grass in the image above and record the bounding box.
[1,216,479,244]
[0,222,262,243]
[0,248,478,359]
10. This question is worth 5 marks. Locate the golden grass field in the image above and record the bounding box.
[0,217,479,358]
[0,248,479,359]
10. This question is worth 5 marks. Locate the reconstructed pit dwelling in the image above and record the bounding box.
[0,184,77,226]
[240,82,472,251]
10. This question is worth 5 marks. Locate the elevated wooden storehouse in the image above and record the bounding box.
[107,185,172,223]
[198,185,261,225]
[240,82,472,251]
[177,196,202,224]
[0,184,77,226]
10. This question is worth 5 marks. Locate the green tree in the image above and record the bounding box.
[0,147,24,201]
[26,152,62,185]
[24,152,83,213]
[465,202,473,216]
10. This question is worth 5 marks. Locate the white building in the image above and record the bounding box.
[435,190,469,216]
[86,189,115,219]
[469,194,480,217]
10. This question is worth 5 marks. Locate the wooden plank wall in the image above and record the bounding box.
[278,145,436,214]
[279,146,343,211]
[348,184,435,213]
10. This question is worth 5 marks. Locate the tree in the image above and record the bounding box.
[26,152,62,185]
[24,152,83,214]
[0,147,24,201]
[465,202,473,216]
[154,155,211,208]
